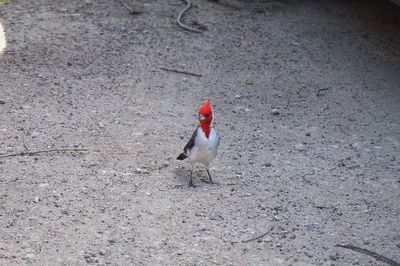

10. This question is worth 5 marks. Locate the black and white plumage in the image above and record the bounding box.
[177,100,220,187]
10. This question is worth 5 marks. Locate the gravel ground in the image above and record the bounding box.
[0,0,399,265]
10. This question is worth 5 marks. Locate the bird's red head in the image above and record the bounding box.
[198,99,213,138]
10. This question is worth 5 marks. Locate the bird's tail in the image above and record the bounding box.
[177,153,187,160]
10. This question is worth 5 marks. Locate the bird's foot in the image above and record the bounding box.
[205,169,215,185]
[202,178,219,185]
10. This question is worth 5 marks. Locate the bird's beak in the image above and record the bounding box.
[198,115,206,121]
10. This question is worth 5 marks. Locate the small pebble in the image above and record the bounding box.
[84,254,93,263]
[25,253,35,259]
[304,251,313,258]
[31,131,40,138]
[271,108,280,115]
[135,168,149,174]
[33,197,40,203]
[263,236,273,242]
[238,106,251,112]
[98,122,105,128]
[329,253,338,261]
[263,162,272,167]
[305,132,311,136]
[235,94,242,99]
[295,144,306,151]
[274,258,284,264]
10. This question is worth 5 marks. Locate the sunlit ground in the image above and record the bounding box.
[0,22,6,55]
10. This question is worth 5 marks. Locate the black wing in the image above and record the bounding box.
[177,127,198,160]
[183,127,198,153]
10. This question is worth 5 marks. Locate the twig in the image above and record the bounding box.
[242,226,274,243]
[22,135,28,152]
[337,244,400,266]
[160,67,202,77]
[317,88,329,97]
[177,0,203,33]
[117,0,141,15]
[22,128,29,152]
[0,148,89,159]
[301,169,316,185]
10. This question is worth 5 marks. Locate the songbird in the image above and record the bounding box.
[177,100,220,187]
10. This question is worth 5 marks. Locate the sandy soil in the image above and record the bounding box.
[0,0,399,265]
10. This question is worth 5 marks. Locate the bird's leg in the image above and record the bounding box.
[189,165,194,187]
[206,168,214,184]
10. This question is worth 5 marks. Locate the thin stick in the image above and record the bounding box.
[117,0,141,15]
[301,169,316,185]
[177,0,203,33]
[317,88,329,97]
[242,226,274,243]
[160,67,202,77]
[0,148,89,159]
[337,244,400,266]
[22,128,29,152]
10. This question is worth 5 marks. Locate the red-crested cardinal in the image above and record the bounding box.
[177,100,220,187]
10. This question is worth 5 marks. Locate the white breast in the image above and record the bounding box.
[187,127,220,165]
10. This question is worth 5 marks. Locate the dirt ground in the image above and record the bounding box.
[0,0,399,265]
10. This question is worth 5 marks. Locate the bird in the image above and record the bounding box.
[177,99,220,187]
